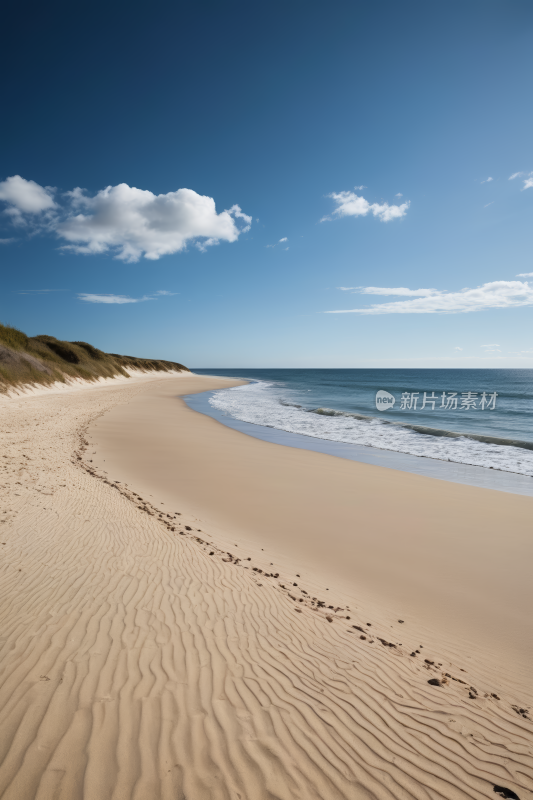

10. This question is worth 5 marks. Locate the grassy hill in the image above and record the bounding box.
[0,323,189,394]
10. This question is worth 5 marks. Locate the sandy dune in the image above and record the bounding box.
[0,374,531,800]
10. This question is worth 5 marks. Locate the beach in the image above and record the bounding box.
[0,372,531,800]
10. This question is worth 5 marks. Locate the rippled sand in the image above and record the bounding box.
[0,374,531,800]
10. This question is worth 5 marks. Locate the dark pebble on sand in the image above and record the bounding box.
[185,526,192,531]
[494,787,520,800]
[428,678,441,686]
[360,635,366,640]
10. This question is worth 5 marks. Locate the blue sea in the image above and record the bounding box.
[191,369,533,476]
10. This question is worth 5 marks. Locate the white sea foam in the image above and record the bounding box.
[209,381,533,476]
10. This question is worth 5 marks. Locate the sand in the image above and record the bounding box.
[0,373,531,800]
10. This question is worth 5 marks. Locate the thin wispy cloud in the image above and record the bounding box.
[326,280,533,315]
[454,347,463,351]
[266,236,288,248]
[0,237,17,244]
[338,286,435,297]
[484,202,494,208]
[395,193,403,197]
[509,171,533,190]
[480,177,493,184]
[321,189,410,223]
[0,176,252,262]
[17,289,68,295]
[78,290,177,304]
[78,294,152,304]
[517,272,533,277]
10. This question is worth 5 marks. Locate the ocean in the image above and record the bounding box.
[191,369,533,476]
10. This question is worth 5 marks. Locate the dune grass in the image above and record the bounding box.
[0,323,189,393]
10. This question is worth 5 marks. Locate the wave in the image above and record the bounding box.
[311,408,533,452]
[209,382,533,476]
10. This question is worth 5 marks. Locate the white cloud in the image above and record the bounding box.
[338,286,435,297]
[322,191,410,223]
[0,237,16,244]
[517,272,533,277]
[325,280,533,315]
[484,202,494,208]
[58,184,251,261]
[481,344,500,347]
[524,176,533,190]
[279,237,287,242]
[481,177,493,184]
[395,193,403,197]
[454,347,463,351]
[354,185,367,190]
[509,172,522,180]
[0,177,251,261]
[0,175,56,224]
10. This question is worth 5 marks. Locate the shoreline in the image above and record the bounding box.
[89,376,533,681]
[1,373,531,799]
[185,388,533,496]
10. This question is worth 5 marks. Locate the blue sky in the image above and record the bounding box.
[1,0,532,368]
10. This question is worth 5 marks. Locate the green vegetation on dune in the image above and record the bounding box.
[0,323,189,393]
